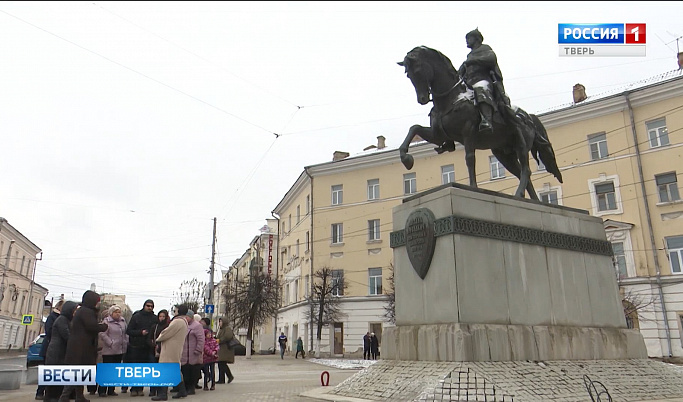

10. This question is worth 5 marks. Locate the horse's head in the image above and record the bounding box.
[398,46,460,105]
[398,47,433,105]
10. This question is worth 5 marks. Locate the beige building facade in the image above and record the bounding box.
[0,217,47,349]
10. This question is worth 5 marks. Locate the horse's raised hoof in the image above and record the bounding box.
[401,154,414,170]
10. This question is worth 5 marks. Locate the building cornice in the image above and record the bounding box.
[273,171,310,214]
[538,76,683,129]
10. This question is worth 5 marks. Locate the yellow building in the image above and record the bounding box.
[269,69,683,359]
[0,217,48,349]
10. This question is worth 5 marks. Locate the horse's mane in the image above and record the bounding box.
[409,46,459,80]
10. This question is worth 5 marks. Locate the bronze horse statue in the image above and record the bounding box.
[397,46,562,200]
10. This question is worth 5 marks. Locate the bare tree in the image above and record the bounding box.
[222,272,281,357]
[622,288,658,329]
[383,263,395,325]
[305,266,348,357]
[172,277,206,314]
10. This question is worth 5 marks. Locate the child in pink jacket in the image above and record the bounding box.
[202,329,219,390]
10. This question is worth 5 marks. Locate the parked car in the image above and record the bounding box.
[27,333,45,368]
[231,339,255,356]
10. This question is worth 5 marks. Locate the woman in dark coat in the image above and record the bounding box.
[215,317,235,384]
[59,290,108,402]
[44,301,77,402]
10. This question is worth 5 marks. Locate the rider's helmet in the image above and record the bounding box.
[465,28,484,42]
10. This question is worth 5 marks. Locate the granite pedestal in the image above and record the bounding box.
[383,184,646,362]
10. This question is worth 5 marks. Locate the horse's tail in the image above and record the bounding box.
[530,114,563,183]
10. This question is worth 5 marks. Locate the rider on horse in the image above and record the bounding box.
[457,28,512,133]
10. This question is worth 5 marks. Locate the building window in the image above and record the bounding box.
[403,173,416,195]
[489,155,505,179]
[289,214,292,231]
[331,269,344,296]
[595,182,617,211]
[441,165,455,184]
[368,268,382,295]
[537,159,546,171]
[331,223,343,244]
[367,179,380,200]
[331,185,343,205]
[588,132,608,160]
[368,219,380,241]
[296,239,300,257]
[282,222,286,234]
[656,172,680,203]
[305,231,310,252]
[20,256,25,276]
[284,282,290,305]
[304,274,310,297]
[294,279,299,302]
[539,190,559,205]
[647,118,669,148]
[296,205,300,223]
[666,236,683,274]
[612,242,628,280]
[306,195,310,214]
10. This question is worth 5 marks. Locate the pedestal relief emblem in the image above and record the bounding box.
[405,208,436,280]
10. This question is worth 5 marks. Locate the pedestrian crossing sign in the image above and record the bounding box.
[22,315,34,325]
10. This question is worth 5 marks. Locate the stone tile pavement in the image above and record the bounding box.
[324,359,683,402]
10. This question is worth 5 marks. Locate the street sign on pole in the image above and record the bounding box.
[204,304,214,314]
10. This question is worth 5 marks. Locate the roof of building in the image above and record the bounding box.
[537,69,683,116]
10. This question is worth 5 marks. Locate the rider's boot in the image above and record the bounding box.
[434,141,456,154]
[478,103,493,132]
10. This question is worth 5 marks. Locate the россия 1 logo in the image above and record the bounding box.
[558,23,646,57]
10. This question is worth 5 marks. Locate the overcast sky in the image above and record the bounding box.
[1,1,681,312]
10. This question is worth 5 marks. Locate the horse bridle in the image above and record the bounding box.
[429,77,465,101]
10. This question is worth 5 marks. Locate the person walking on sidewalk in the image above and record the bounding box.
[295,336,305,359]
[278,332,287,359]
[202,328,219,391]
[363,332,371,360]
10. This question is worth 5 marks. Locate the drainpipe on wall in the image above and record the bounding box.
[271,211,280,353]
[305,167,315,356]
[625,92,672,357]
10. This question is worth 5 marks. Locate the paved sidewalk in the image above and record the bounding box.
[0,354,358,402]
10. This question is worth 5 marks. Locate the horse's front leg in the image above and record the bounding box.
[399,124,433,170]
[464,143,477,188]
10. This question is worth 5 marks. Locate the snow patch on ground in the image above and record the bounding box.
[308,358,379,370]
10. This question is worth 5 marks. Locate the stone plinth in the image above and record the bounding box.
[384,184,646,361]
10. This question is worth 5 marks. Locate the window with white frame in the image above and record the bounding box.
[331,223,343,244]
[441,164,455,184]
[489,155,505,179]
[612,242,628,280]
[588,132,609,160]
[537,159,546,171]
[331,269,344,296]
[539,190,559,205]
[368,219,380,241]
[646,118,669,148]
[656,172,680,203]
[667,236,683,274]
[595,181,617,211]
[368,268,382,295]
[367,179,380,200]
[331,184,343,205]
[403,173,416,195]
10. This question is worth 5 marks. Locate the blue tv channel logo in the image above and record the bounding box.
[558,24,624,44]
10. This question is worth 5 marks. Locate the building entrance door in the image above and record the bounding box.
[333,323,343,355]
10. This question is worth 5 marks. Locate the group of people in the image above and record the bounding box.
[362,332,379,360]
[36,291,238,402]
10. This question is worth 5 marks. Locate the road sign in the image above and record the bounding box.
[204,304,214,314]
[22,315,34,325]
